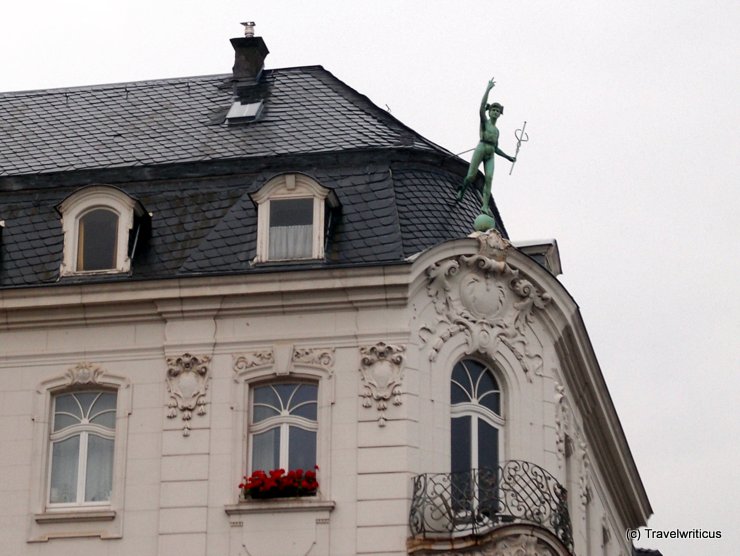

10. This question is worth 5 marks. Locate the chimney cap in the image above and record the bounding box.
[241,21,256,38]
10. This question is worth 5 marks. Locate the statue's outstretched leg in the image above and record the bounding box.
[481,157,495,216]
[456,178,472,201]
[457,144,486,202]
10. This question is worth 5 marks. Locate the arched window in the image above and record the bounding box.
[76,208,119,271]
[249,382,318,472]
[57,185,146,275]
[450,359,504,473]
[49,390,117,505]
[251,173,338,263]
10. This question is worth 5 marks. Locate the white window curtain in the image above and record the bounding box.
[269,224,313,260]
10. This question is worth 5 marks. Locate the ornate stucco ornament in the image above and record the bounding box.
[554,381,570,461]
[165,353,211,436]
[65,362,105,385]
[432,533,556,556]
[358,342,406,427]
[578,437,591,508]
[292,347,335,373]
[232,347,335,378]
[420,231,551,381]
[232,350,274,374]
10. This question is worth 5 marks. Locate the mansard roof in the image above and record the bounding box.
[0,65,507,288]
[0,67,438,177]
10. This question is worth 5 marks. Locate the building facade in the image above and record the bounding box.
[0,29,651,555]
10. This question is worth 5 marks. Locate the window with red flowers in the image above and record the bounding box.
[248,382,318,473]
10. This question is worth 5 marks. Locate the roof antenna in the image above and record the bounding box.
[242,21,256,38]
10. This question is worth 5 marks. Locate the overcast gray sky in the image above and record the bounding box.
[2,1,738,554]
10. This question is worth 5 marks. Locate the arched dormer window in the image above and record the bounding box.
[251,174,338,263]
[57,186,146,275]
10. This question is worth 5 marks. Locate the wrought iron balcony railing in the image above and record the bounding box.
[409,460,573,551]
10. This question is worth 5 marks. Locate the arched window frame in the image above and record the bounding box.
[251,173,338,263]
[28,365,131,542]
[57,185,144,275]
[230,349,335,504]
[247,380,319,473]
[450,358,505,473]
[47,390,118,507]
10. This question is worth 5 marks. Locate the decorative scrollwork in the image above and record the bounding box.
[293,347,335,372]
[65,362,104,385]
[409,460,573,551]
[554,381,569,461]
[165,353,211,437]
[358,342,406,427]
[233,351,274,373]
[420,231,550,381]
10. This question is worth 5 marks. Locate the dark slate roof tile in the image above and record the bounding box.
[0,66,508,288]
[1,67,441,178]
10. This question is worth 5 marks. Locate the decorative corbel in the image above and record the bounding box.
[165,353,211,436]
[358,342,406,427]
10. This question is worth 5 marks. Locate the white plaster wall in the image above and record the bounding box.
[0,242,643,555]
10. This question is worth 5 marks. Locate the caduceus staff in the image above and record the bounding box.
[509,121,528,175]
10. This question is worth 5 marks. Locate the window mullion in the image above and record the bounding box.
[77,431,88,504]
[280,422,290,469]
[471,418,479,470]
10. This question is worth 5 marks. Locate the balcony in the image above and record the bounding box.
[409,461,573,551]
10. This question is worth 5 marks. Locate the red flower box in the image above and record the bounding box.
[239,467,319,499]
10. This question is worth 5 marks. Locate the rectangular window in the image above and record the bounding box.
[49,391,116,506]
[268,199,314,260]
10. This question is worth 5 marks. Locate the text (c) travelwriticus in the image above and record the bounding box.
[625,528,722,541]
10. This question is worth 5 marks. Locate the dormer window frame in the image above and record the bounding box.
[58,185,144,276]
[252,174,337,264]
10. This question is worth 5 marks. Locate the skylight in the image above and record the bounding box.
[226,100,263,124]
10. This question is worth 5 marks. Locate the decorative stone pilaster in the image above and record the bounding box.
[420,230,551,381]
[358,342,406,427]
[165,353,211,436]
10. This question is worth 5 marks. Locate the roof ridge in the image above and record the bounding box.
[307,67,455,159]
[0,66,327,98]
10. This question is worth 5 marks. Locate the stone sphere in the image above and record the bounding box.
[473,213,496,232]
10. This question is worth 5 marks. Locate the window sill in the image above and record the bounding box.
[34,509,116,524]
[224,498,335,515]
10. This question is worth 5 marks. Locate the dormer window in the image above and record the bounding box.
[252,174,338,263]
[269,198,314,259]
[76,208,119,271]
[57,185,146,276]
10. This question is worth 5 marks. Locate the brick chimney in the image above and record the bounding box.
[231,22,269,90]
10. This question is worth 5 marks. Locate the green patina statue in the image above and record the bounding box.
[457,78,516,227]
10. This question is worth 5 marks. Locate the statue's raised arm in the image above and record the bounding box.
[479,78,496,124]
[456,78,516,232]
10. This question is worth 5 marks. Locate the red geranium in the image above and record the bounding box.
[240,466,319,499]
